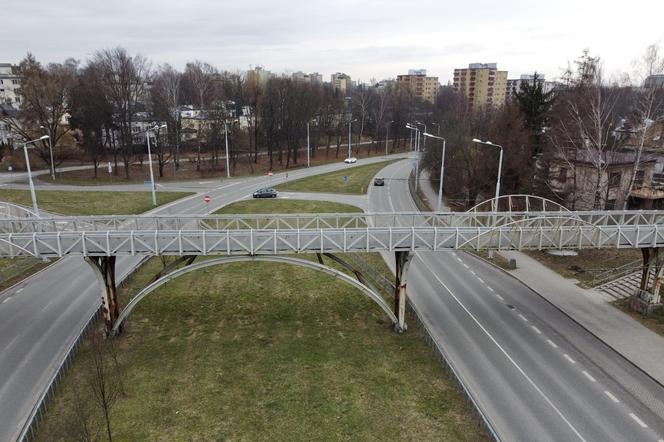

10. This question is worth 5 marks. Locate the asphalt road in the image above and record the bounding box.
[0,154,404,441]
[369,160,664,441]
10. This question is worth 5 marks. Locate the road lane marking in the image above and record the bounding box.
[563,354,576,364]
[582,370,596,382]
[456,257,463,262]
[487,286,494,292]
[531,325,542,334]
[546,339,558,349]
[495,294,504,301]
[604,390,620,403]
[477,277,484,284]
[16,287,23,293]
[470,270,476,276]
[518,314,528,322]
[628,413,648,428]
[463,263,469,269]
[2,296,12,304]
[417,257,587,442]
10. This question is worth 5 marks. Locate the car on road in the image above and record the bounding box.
[344,157,357,164]
[252,188,277,198]
[373,177,385,186]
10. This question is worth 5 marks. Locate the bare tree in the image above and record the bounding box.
[87,330,123,442]
[1,53,78,168]
[92,48,151,178]
[183,61,217,171]
[151,64,182,173]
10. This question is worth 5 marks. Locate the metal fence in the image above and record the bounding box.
[18,305,102,441]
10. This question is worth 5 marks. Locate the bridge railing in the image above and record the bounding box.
[1,224,663,258]
[1,210,664,234]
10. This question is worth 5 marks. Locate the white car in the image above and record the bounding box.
[344,157,357,164]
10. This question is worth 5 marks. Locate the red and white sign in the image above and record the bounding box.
[268,171,273,177]
[204,195,211,204]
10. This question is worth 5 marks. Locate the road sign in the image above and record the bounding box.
[107,162,112,174]
[204,195,211,204]
[343,175,349,183]
[268,171,273,177]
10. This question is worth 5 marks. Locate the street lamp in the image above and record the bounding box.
[416,121,427,150]
[39,125,55,180]
[424,132,446,212]
[145,124,167,207]
[16,135,49,216]
[348,119,358,159]
[224,120,232,178]
[406,124,421,190]
[472,138,504,211]
[385,120,394,156]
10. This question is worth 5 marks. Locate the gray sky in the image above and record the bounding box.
[4,0,663,83]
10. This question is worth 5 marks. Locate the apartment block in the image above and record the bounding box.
[396,69,439,103]
[246,66,270,87]
[331,72,352,94]
[292,71,323,84]
[0,64,21,108]
[453,63,507,111]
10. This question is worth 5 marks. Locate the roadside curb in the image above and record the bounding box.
[468,251,664,391]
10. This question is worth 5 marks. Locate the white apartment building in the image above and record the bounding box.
[0,64,21,108]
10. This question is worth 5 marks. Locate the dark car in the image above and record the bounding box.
[373,177,385,186]
[253,188,278,198]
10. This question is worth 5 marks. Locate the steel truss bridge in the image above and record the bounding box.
[2,200,664,333]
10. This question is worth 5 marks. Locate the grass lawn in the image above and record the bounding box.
[523,249,641,287]
[276,160,396,194]
[34,199,486,441]
[0,189,193,216]
[612,298,664,337]
[35,256,486,441]
[215,199,363,215]
[0,257,53,292]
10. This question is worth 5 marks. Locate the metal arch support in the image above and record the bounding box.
[0,202,41,219]
[456,215,601,251]
[466,194,571,214]
[84,256,118,334]
[394,251,412,332]
[111,255,400,336]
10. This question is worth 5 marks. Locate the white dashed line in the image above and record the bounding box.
[629,413,648,428]
[495,294,504,301]
[1,296,12,304]
[487,286,494,292]
[582,370,597,382]
[16,287,23,293]
[463,263,469,269]
[604,390,620,403]
[456,257,463,262]
[563,354,576,364]
[518,314,528,322]
[531,325,542,335]
[470,270,476,276]
[546,339,558,349]
[477,277,484,284]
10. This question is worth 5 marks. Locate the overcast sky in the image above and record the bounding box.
[4,0,663,84]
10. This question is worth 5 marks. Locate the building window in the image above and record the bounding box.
[609,171,621,188]
[635,169,645,185]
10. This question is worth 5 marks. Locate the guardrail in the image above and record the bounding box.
[591,259,643,286]
[18,305,102,441]
[17,256,150,441]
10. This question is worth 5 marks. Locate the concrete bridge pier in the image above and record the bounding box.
[85,256,119,335]
[394,251,412,332]
[632,248,664,314]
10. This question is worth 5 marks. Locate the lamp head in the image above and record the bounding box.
[39,135,50,140]
[472,138,482,143]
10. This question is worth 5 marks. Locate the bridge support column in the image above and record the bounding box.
[85,256,119,335]
[632,248,663,315]
[394,251,412,332]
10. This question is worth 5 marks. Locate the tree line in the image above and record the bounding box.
[0,48,428,179]
[422,45,664,210]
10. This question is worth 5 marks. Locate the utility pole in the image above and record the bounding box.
[224,120,231,178]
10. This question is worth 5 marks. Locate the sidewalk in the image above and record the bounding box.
[418,170,449,211]
[499,250,664,385]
